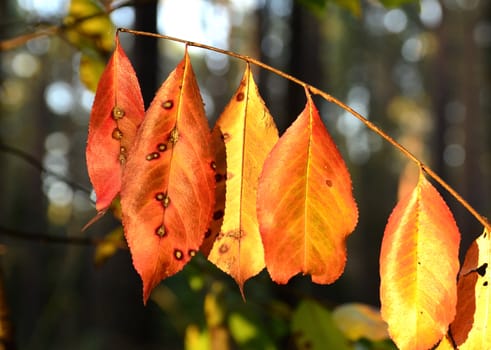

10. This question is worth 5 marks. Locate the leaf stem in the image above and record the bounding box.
[122,28,489,232]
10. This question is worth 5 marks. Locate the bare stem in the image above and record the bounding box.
[118,27,491,231]
[0,225,127,249]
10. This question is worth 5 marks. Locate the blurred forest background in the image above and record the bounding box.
[0,0,490,349]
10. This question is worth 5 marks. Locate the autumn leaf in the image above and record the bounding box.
[63,0,115,92]
[380,170,460,350]
[86,35,144,212]
[447,228,491,349]
[120,51,215,303]
[257,89,358,284]
[204,64,278,293]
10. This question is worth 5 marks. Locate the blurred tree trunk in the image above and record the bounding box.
[132,2,158,108]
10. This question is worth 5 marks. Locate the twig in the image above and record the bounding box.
[118,27,491,232]
[0,225,127,249]
[0,143,92,195]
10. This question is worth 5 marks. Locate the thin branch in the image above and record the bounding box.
[0,225,127,249]
[0,143,92,195]
[119,27,491,232]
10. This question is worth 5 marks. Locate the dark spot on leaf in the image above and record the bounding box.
[112,128,123,140]
[174,249,183,260]
[210,161,217,170]
[155,225,166,237]
[146,152,160,161]
[219,244,229,254]
[157,143,167,152]
[163,195,170,208]
[325,179,333,187]
[215,173,224,182]
[476,263,488,277]
[188,249,196,257]
[155,192,165,201]
[112,106,125,120]
[213,210,224,220]
[236,92,245,101]
[162,100,174,109]
[119,146,127,164]
[204,229,212,238]
[484,281,488,286]
[169,127,179,144]
[302,340,312,349]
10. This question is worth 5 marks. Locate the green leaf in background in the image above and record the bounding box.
[332,303,389,342]
[379,0,419,8]
[93,226,124,266]
[63,0,115,91]
[291,300,351,350]
[229,312,276,350]
[79,53,107,92]
[297,0,362,17]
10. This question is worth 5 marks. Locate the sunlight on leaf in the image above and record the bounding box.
[332,303,389,341]
[291,300,350,350]
[120,51,215,303]
[204,64,278,294]
[257,89,358,285]
[380,170,460,350]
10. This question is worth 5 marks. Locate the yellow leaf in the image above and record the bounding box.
[380,171,460,350]
[94,226,124,266]
[205,64,279,293]
[332,303,389,341]
[63,0,115,53]
[449,228,491,349]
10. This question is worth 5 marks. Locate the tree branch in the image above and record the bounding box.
[0,225,127,249]
[0,143,92,195]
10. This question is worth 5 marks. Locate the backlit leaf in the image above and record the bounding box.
[257,90,358,284]
[86,35,144,212]
[120,51,215,303]
[291,300,351,350]
[204,64,279,293]
[380,170,460,350]
[448,228,491,349]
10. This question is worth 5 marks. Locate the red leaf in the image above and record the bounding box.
[257,90,358,284]
[380,171,460,350]
[120,51,215,303]
[448,228,491,349]
[86,35,144,212]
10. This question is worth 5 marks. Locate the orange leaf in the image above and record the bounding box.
[120,51,215,303]
[257,90,358,284]
[86,35,144,212]
[448,228,491,348]
[204,64,279,293]
[380,171,460,350]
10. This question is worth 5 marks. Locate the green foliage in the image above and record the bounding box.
[297,0,419,16]
[291,300,351,350]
